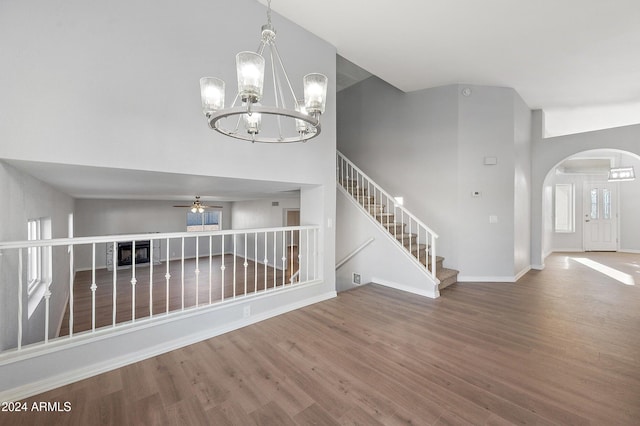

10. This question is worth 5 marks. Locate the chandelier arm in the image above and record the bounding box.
[271,43,301,109]
[268,48,284,141]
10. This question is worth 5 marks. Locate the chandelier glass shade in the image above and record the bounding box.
[200,1,328,143]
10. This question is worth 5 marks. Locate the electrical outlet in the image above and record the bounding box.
[353,273,361,285]
[243,306,251,318]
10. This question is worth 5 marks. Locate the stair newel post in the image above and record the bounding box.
[431,236,437,280]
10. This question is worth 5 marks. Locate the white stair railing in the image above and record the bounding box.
[337,151,438,281]
[0,225,319,354]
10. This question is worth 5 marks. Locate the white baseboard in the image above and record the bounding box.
[514,266,531,281]
[619,249,640,254]
[0,287,335,402]
[552,248,584,253]
[458,275,516,283]
[531,264,545,270]
[371,277,438,299]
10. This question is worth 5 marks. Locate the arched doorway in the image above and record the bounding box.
[540,149,640,259]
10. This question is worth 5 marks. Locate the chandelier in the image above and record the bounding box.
[199,0,328,143]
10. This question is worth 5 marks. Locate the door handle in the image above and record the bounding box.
[585,220,590,222]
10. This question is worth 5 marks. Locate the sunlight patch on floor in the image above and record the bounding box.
[572,258,635,286]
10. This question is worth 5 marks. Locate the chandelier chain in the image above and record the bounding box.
[267,0,272,26]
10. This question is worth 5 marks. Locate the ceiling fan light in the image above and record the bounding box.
[191,206,197,213]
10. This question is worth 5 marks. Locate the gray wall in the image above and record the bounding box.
[337,78,532,280]
[0,161,74,350]
[546,153,640,253]
[531,112,640,266]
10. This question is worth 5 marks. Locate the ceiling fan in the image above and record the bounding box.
[173,196,222,213]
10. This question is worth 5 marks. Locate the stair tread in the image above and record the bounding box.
[437,267,458,279]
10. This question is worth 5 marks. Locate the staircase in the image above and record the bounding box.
[337,151,458,291]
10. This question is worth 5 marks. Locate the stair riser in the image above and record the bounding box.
[376,215,395,225]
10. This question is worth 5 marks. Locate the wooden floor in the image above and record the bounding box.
[60,255,297,336]
[5,252,640,425]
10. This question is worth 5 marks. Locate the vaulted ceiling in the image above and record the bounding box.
[263,0,640,123]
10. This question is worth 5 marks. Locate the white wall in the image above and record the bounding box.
[337,79,533,280]
[513,94,532,275]
[0,161,74,350]
[336,190,438,297]
[0,0,336,294]
[0,0,337,395]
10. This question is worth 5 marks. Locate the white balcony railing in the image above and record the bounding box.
[337,151,438,281]
[0,226,319,354]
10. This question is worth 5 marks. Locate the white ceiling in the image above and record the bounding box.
[5,160,303,202]
[263,0,640,112]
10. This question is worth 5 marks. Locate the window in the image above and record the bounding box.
[187,210,222,232]
[554,184,575,233]
[27,218,52,317]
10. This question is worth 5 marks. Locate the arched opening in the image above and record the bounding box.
[540,149,640,259]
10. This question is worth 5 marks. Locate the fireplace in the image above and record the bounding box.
[117,240,151,267]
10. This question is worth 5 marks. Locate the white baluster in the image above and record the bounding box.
[91,243,97,331]
[165,238,171,314]
[113,242,117,327]
[195,237,200,306]
[244,233,248,296]
[305,228,309,281]
[44,286,51,343]
[281,230,286,286]
[431,236,437,280]
[209,235,213,305]
[273,231,276,289]
[149,239,154,317]
[18,249,23,349]
[264,231,268,292]
[221,235,226,302]
[131,241,136,322]
[181,237,185,310]
[69,243,74,337]
[254,232,258,293]
[233,234,237,299]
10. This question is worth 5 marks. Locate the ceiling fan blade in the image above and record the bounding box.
[173,205,192,208]
[201,205,223,209]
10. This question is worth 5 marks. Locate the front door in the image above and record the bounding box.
[583,183,618,251]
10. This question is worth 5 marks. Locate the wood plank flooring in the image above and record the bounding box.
[3,252,640,425]
[59,255,297,336]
